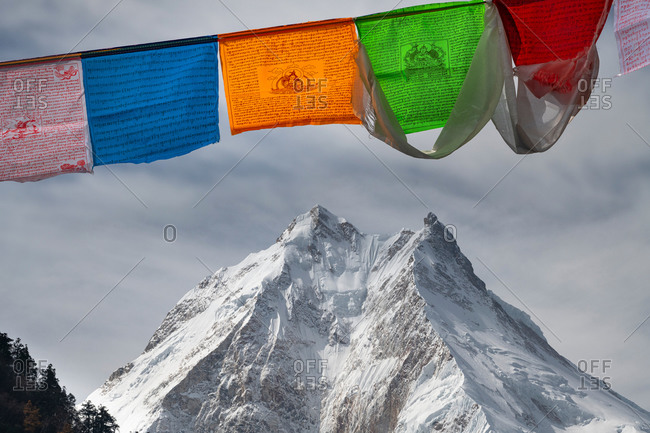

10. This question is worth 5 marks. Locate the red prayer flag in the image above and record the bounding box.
[494,0,612,66]
[491,0,613,154]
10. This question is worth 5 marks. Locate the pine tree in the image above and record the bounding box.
[0,332,13,390]
[23,400,42,433]
[77,401,120,433]
[1,335,35,433]
[0,332,20,433]
[11,338,37,393]
[0,331,119,433]
[78,401,97,433]
[36,364,72,433]
[95,406,118,433]
[65,391,80,428]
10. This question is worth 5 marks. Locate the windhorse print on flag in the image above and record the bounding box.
[82,39,220,166]
[0,58,92,182]
[614,0,650,75]
[218,18,362,135]
[352,0,492,159]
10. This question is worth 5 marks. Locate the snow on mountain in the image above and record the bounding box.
[87,205,650,432]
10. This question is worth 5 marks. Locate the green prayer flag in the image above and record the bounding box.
[353,2,503,159]
[355,1,485,134]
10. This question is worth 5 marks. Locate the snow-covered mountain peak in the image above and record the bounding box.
[88,207,650,433]
[423,211,440,229]
[277,204,361,246]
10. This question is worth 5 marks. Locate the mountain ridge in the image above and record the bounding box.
[88,205,650,433]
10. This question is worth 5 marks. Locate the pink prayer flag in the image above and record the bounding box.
[615,0,650,75]
[0,58,92,182]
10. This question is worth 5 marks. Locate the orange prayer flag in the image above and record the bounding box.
[219,18,362,135]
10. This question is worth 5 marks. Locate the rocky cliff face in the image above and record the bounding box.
[87,206,650,433]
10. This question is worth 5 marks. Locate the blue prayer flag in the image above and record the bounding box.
[82,40,219,166]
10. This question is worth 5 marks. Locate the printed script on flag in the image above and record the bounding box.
[219,18,362,135]
[82,41,220,166]
[615,0,650,75]
[494,0,612,65]
[0,59,92,182]
[355,1,485,134]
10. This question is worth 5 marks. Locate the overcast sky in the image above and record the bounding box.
[1,0,649,415]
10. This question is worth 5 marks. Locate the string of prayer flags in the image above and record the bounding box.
[1,0,648,181]
[491,0,612,153]
[353,1,503,158]
[0,58,93,182]
[82,38,220,166]
[219,19,361,135]
[614,0,650,75]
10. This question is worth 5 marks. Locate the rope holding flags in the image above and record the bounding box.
[0,0,643,182]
